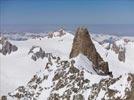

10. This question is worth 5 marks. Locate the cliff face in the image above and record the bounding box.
[70,27,111,75]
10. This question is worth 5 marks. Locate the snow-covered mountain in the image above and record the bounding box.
[0,28,134,100]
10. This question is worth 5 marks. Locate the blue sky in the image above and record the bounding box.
[0,0,134,33]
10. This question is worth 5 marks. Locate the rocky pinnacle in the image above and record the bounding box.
[70,27,112,76]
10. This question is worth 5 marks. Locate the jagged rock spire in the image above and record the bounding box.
[70,27,111,75]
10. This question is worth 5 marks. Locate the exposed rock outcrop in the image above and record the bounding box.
[126,73,134,100]
[28,46,52,61]
[0,96,7,100]
[69,27,111,75]
[73,94,85,100]
[118,48,125,62]
[112,42,126,62]
[8,53,132,100]
[0,37,18,55]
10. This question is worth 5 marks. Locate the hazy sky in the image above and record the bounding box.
[0,0,134,33]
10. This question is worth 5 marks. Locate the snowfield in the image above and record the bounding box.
[0,32,73,96]
[0,30,134,100]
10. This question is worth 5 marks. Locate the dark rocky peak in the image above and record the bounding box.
[112,42,126,62]
[118,46,126,62]
[70,27,112,76]
[0,37,18,55]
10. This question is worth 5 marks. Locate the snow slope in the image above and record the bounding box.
[0,32,73,96]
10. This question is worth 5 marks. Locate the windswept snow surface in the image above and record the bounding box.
[74,53,96,74]
[0,32,73,96]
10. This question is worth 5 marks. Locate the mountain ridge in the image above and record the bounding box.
[0,28,134,100]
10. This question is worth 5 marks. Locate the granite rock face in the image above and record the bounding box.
[69,27,111,75]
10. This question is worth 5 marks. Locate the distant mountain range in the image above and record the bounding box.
[1,24,134,36]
